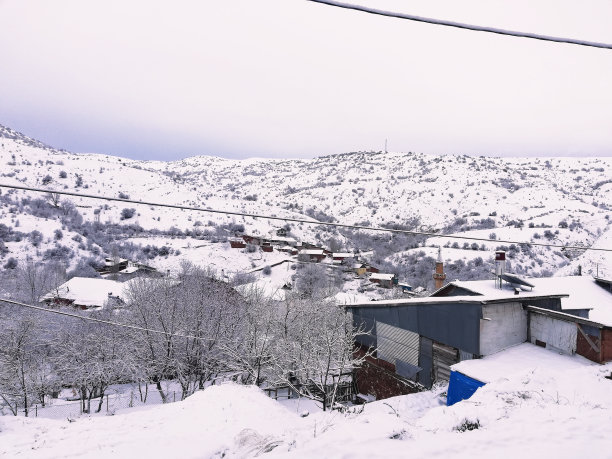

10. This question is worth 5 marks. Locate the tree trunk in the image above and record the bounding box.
[155,380,168,403]
[96,390,105,413]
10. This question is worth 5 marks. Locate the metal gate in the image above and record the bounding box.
[432,342,459,383]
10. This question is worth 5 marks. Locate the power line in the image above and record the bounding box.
[305,0,612,50]
[0,298,214,342]
[0,183,610,253]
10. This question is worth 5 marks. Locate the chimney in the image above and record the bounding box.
[433,247,446,290]
[495,251,506,289]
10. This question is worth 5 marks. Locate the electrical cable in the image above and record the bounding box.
[0,183,609,253]
[0,297,215,342]
[305,0,612,50]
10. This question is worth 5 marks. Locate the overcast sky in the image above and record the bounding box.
[1,0,611,160]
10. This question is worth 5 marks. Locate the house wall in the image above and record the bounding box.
[352,303,482,356]
[480,302,527,356]
[603,329,612,362]
[353,345,419,399]
[529,313,577,355]
[576,326,602,362]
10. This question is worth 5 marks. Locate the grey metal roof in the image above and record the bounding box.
[345,293,568,309]
[525,305,607,329]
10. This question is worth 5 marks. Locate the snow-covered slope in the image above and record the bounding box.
[1,124,611,285]
[1,352,610,458]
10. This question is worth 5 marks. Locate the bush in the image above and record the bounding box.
[59,170,67,179]
[42,174,53,185]
[3,257,18,269]
[118,192,130,199]
[455,419,480,432]
[54,229,63,240]
[29,230,43,247]
[262,265,272,275]
[67,258,101,279]
[43,245,73,262]
[121,208,136,220]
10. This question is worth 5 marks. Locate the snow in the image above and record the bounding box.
[3,359,611,458]
[451,342,596,384]
[38,277,132,307]
[369,273,395,281]
[448,276,612,326]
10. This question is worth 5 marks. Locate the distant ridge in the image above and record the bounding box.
[0,124,66,152]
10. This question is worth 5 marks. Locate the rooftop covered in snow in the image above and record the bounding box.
[39,277,133,308]
[451,342,596,384]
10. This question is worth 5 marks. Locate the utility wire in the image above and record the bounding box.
[0,183,610,253]
[305,0,612,50]
[0,298,215,342]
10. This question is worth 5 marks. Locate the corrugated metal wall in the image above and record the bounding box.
[376,321,420,367]
[433,342,459,383]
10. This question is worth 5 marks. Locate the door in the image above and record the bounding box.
[432,342,459,383]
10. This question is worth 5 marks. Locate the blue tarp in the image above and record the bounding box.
[447,370,486,406]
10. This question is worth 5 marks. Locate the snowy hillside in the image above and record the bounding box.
[1,124,611,291]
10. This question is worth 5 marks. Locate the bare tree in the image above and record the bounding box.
[53,308,134,413]
[45,192,61,208]
[125,265,245,401]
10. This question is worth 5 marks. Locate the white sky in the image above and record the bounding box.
[1,0,611,160]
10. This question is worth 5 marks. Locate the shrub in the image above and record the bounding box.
[455,419,480,432]
[42,174,53,185]
[118,192,130,199]
[67,258,101,279]
[59,170,67,179]
[3,257,18,269]
[121,208,136,220]
[29,230,43,247]
[54,229,63,240]
[43,245,73,262]
[262,265,272,275]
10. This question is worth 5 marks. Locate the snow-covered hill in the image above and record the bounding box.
[1,124,611,290]
[1,353,610,458]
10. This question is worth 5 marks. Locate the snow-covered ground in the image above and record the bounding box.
[2,346,611,458]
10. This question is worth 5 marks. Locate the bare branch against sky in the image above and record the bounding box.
[1,0,611,160]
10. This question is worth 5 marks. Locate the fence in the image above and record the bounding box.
[9,390,182,419]
[7,373,244,419]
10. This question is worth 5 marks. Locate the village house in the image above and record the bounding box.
[369,272,397,288]
[299,248,326,263]
[97,258,161,282]
[352,263,368,276]
[242,234,262,246]
[39,277,131,310]
[229,238,246,249]
[332,252,354,263]
[345,270,612,401]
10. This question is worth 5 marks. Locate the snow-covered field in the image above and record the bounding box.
[2,349,610,458]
